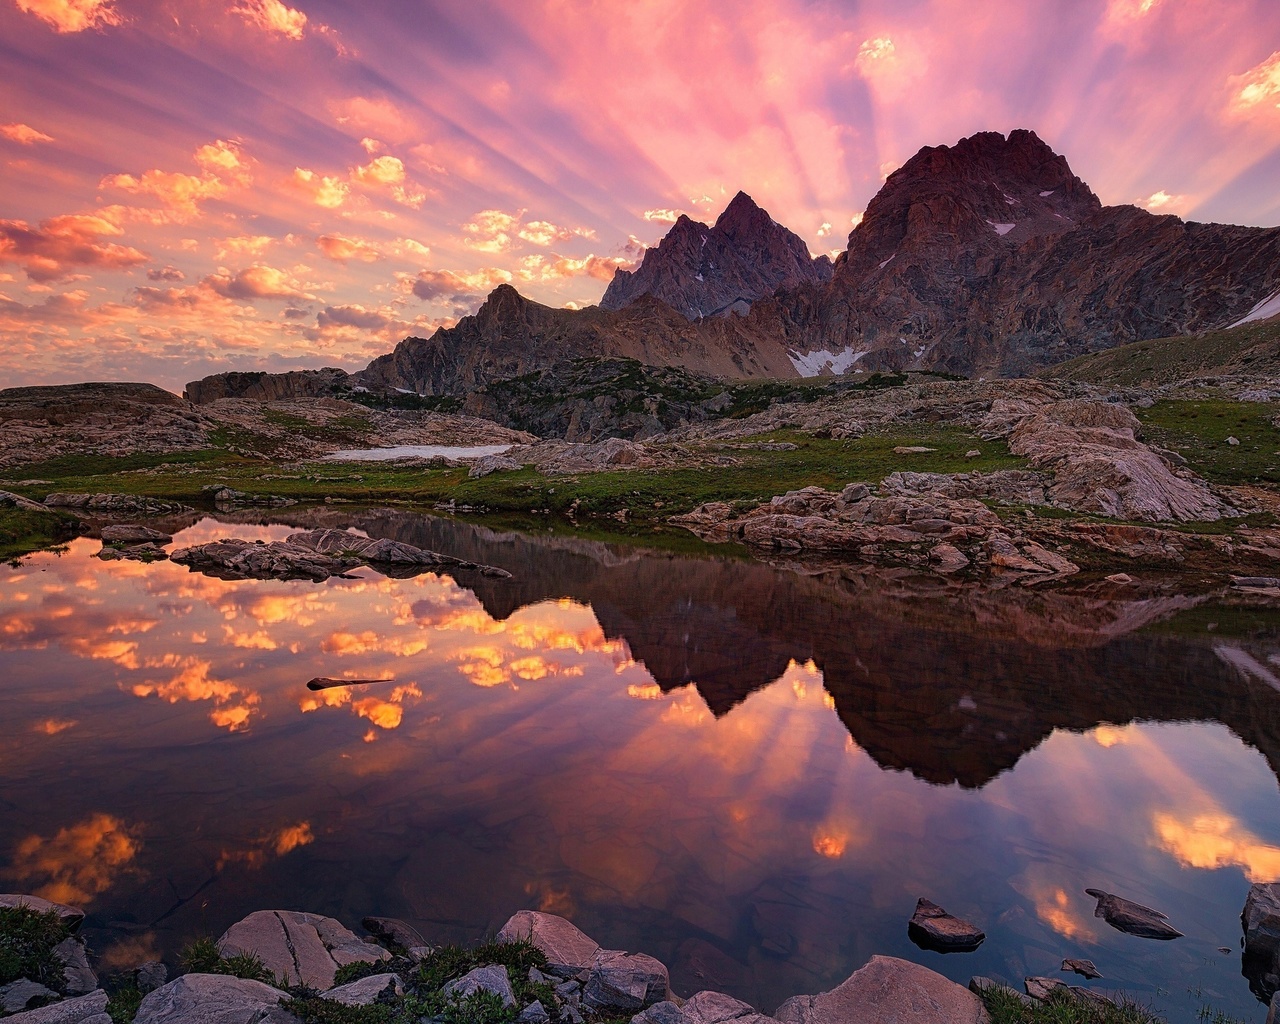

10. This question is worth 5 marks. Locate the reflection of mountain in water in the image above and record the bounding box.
[255,509,1280,790]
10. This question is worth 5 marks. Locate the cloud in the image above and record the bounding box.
[14,0,120,33]
[131,657,260,732]
[855,36,895,72]
[232,0,307,40]
[146,266,185,282]
[643,209,682,223]
[410,267,512,302]
[102,140,251,218]
[520,253,635,283]
[0,214,148,282]
[1140,190,1189,214]
[317,234,383,264]
[462,209,523,253]
[205,264,314,302]
[518,220,596,246]
[1,123,54,145]
[351,155,426,208]
[1230,50,1280,114]
[289,168,350,209]
[315,304,392,330]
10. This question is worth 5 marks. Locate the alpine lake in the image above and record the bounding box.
[2,509,1279,1023]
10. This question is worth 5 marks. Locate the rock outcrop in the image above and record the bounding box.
[496,911,601,972]
[601,191,832,319]
[183,368,350,405]
[775,955,986,1024]
[171,529,513,582]
[133,974,293,1024]
[216,910,389,990]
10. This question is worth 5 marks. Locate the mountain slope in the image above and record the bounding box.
[600,191,832,318]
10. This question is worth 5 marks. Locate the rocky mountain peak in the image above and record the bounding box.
[600,192,832,319]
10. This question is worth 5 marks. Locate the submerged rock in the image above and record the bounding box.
[217,909,389,990]
[775,955,985,1024]
[172,529,511,583]
[133,974,293,1024]
[907,898,985,952]
[1085,888,1183,940]
[1244,883,1280,1001]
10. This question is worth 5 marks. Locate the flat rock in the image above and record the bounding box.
[134,974,293,1024]
[0,894,85,932]
[443,965,516,1008]
[100,524,171,544]
[4,990,110,1024]
[1061,959,1101,980]
[908,898,985,953]
[1085,888,1182,940]
[1,979,60,1014]
[217,909,389,990]
[496,912,600,972]
[362,915,429,953]
[1244,883,1280,1001]
[54,937,97,995]
[584,950,670,1011]
[774,955,985,1024]
[324,973,403,1006]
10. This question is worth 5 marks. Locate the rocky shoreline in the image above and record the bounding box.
[4,886,1280,1024]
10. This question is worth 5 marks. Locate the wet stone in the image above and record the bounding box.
[1085,888,1183,940]
[1062,959,1102,980]
[908,898,985,953]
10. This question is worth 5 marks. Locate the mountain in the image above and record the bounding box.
[187,129,1280,402]
[774,129,1280,376]
[599,190,832,317]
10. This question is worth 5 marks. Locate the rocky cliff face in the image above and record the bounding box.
[777,129,1280,376]
[600,191,832,317]
[184,368,351,405]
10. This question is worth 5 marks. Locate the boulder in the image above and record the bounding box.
[203,486,297,510]
[1061,959,1101,980]
[0,490,53,513]
[1,979,60,1015]
[774,956,985,1024]
[133,974,293,1024]
[681,989,778,1024]
[1085,888,1182,940]
[217,910,388,990]
[0,894,85,932]
[584,950,670,1011]
[496,912,600,973]
[1244,883,1280,1001]
[3,990,110,1024]
[134,961,168,994]
[323,973,403,1006]
[519,1000,552,1024]
[361,915,429,954]
[632,1001,688,1024]
[100,525,171,544]
[443,965,516,1008]
[907,899,985,952]
[1024,978,1065,1001]
[53,937,97,995]
[1268,992,1277,1024]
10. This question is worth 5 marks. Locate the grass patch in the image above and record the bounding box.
[179,936,276,984]
[105,983,144,1024]
[1135,399,1280,486]
[981,985,1160,1024]
[0,505,79,561]
[0,903,71,992]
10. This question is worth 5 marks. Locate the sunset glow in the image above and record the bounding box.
[1,0,1278,389]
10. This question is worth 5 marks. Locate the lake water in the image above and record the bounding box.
[2,510,1279,1021]
[322,444,513,461]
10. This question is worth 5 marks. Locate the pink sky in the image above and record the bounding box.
[2,0,1279,392]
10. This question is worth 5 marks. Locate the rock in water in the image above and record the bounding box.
[496,911,601,973]
[1061,959,1102,980]
[2,990,110,1024]
[907,898,985,952]
[1244,883,1280,1001]
[776,956,985,1024]
[1085,888,1183,940]
[584,950,670,1011]
[217,909,388,990]
[133,975,293,1024]
[443,965,516,1008]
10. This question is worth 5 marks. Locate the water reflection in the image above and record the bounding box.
[0,512,1278,1022]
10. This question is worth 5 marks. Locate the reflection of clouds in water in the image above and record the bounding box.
[130,656,260,732]
[33,718,77,735]
[1152,811,1280,882]
[300,682,423,737]
[217,821,315,871]
[9,813,141,906]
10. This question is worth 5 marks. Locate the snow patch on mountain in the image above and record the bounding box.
[789,346,866,376]
[1229,287,1280,328]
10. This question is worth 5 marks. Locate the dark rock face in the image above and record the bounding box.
[1085,888,1183,940]
[1244,883,1280,1002]
[183,368,351,405]
[778,129,1280,377]
[601,192,832,319]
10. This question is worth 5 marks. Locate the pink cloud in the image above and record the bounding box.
[0,214,148,281]
[232,0,307,40]
[1,123,54,145]
[205,265,315,302]
[410,267,512,302]
[14,0,120,33]
[317,234,383,263]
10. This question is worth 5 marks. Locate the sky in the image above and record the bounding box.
[1,0,1279,392]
